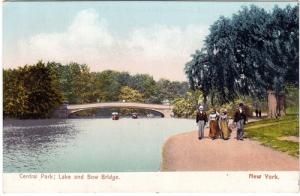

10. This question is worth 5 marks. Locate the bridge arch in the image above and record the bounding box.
[52,102,173,118]
[68,106,166,118]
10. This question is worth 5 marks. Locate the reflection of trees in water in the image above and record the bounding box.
[3,119,79,172]
[69,108,164,118]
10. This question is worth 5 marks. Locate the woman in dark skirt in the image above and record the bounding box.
[208,109,220,139]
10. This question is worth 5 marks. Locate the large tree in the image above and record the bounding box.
[3,69,28,118]
[156,79,189,102]
[93,70,123,102]
[3,61,63,118]
[47,62,95,104]
[185,5,299,117]
[119,86,144,103]
[129,74,157,102]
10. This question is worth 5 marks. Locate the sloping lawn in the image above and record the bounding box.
[245,114,299,158]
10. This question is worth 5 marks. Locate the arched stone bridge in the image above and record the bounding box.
[53,102,174,118]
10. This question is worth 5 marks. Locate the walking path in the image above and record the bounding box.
[161,120,299,171]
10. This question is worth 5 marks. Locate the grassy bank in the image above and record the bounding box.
[245,114,299,158]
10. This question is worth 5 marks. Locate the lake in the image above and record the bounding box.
[3,118,196,172]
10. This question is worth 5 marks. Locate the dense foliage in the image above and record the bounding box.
[49,62,188,105]
[185,5,299,106]
[119,86,145,103]
[4,61,63,118]
[3,62,188,118]
[172,90,203,118]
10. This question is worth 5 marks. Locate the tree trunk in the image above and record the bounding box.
[210,92,214,107]
[203,95,207,104]
[277,93,286,116]
[268,90,277,118]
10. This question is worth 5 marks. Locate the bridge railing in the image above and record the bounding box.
[67,102,173,109]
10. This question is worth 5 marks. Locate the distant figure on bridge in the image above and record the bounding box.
[196,105,208,140]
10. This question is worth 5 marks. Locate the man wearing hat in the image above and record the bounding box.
[234,103,247,140]
[196,105,208,140]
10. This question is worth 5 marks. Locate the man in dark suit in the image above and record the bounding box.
[234,103,247,140]
[196,105,208,140]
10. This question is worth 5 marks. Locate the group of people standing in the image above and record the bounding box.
[196,103,247,141]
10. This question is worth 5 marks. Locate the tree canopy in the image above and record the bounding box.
[4,61,63,118]
[4,61,189,118]
[119,86,145,103]
[185,5,299,106]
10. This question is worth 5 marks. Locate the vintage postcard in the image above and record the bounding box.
[2,0,299,193]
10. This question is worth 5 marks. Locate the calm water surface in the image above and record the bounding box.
[3,118,195,172]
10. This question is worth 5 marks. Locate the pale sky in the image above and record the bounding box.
[3,1,297,81]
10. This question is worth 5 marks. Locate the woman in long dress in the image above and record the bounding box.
[219,109,230,140]
[209,109,219,140]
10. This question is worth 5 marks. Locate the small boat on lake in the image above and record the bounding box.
[112,112,119,120]
[147,113,154,118]
[131,113,138,119]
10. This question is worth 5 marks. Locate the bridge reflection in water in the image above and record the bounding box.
[53,102,174,118]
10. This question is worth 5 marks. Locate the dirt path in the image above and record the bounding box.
[161,125,299,171]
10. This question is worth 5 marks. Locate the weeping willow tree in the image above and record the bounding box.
[185,5,299,117]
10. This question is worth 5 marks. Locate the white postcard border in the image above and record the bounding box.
[3,171,299,193]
